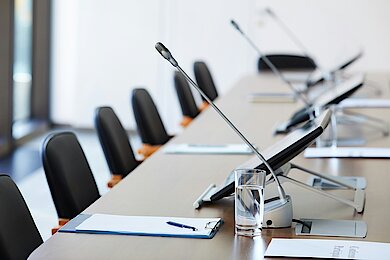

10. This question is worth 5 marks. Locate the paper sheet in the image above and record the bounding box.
[304,147,390,158]
[339,98,390,108]
[163,144,253,154]
[76,214,221,237]
[265,238,390,259]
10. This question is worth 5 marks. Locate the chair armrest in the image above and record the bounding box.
[137,144,161,158]
[180,116,193,127]
[51,218,70,235]
[107,174,123,188]
[199,101,209,112]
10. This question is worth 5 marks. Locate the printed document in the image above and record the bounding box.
[265,238,390,259]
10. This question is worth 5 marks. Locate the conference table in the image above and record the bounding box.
[30,72,390,259]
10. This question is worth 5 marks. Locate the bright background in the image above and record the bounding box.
[50,0,390,133]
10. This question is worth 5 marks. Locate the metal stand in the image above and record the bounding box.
[312,76,389,145]
[193,182,294,228]
[193,161,365,228]
[306,103,390,158]
[335,109,389,138]
[273,163,365,213]
[362,79,383,96]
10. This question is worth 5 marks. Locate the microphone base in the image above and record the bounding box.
[263,195,293,228]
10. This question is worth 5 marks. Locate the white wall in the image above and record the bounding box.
[51,0,168,130]
[51,0,390,133]
[254,0,390,71]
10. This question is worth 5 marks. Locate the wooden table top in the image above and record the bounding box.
[29,72,390,259]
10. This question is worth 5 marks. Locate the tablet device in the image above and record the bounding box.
[209,109,331,201]
[306,50,363,87]
[275,73,364,134]
[313,73,365,107]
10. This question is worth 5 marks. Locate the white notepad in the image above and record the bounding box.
[74,214,222,239]
[163,144,253,155]
[265,238,390,259]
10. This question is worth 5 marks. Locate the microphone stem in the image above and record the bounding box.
[271,13,311,59]
[267,10,328,79]
[240,32,311,107]
[176,65,287,203]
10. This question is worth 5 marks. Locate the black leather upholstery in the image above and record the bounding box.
[131,88,171,145]
[193,61,219,101]
[174,71,199,119]
[0,174,42,260]
[95,107,140,177]
[257,54,316,71]
[42,132,100,219]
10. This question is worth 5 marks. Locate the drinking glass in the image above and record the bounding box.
[235,169,266,236]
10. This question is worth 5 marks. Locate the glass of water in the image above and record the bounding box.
[235,169,266,236]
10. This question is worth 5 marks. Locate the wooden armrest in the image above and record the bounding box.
[137,144,161,158]
[51,218,70,235]
[199,101,209,112]
[107,174,123,188]
[180,116,193,127]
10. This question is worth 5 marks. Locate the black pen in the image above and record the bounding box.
[166,221,198,231]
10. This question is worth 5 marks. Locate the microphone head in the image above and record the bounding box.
[264,7,274,16]
[155,42,178,67]
[230,20,243,34]
[155,42,171,60]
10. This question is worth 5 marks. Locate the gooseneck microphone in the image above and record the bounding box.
[230,20,311,107]
[155,43,178,67]
[264,8,330,85]
[264,8,312,60]
[155,42,288,204]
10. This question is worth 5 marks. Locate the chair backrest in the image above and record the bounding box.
[42,132,100,219]
[193,61,219,101]
[174,71,200,119]
[0,174,43,260]
[131,88,170,145]
[257,54,316,71]
[94,107,140,177]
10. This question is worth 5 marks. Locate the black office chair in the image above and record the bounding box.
[131,88,172,158]
[42,131,100,233]
[257,54,316,72]
[193,61,219,110]
[0,174,43,260]
[95,106,141,188]
[173,71,200,127]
